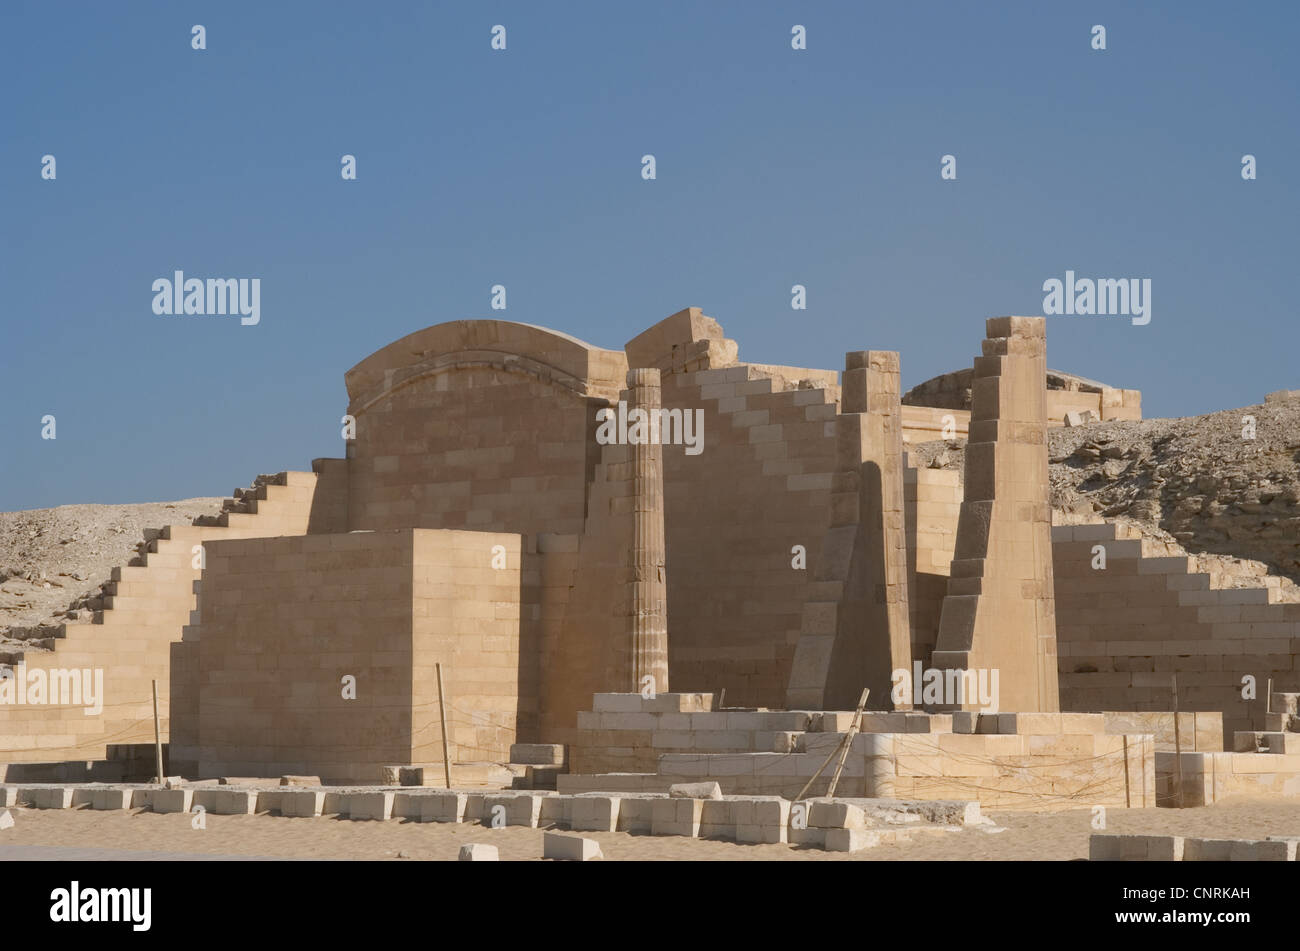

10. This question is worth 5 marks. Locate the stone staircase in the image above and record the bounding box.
[1233,692,1300,754]
[1055,519,1300,735]
[0,471,320,765]
[1065,518,1300,603]
[688,362,841,499]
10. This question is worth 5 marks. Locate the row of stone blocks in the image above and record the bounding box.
[0,784,979,852]
[586,694,1168,737]
[1090,834,1298,861]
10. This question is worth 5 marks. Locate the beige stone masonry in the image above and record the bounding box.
[933,317,1060,712]
[786,350,911,710]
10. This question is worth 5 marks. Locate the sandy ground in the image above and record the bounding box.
[2,797,1298,860]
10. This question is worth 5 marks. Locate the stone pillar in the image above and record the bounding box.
[785,350,911,710]
[932,317,1059,712]
[624,368,669,693]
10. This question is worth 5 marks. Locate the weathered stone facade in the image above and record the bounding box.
[13,306,1299,798]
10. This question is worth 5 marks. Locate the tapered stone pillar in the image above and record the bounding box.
[931,317,1059,712]
[624,368,669,693]
[785,350,911,709]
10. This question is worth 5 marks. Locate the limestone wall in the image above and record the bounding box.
[187,528,524,783]
[1054,522,1300,737]
[658,366,839,709]
[343,320,626,538]
[905,464,962,663]
[1162,749,1300,804]
[1,472,320,769]
[902,405,969,444]
[903,366,1141,426]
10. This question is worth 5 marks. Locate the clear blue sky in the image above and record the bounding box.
[2,1,1296,511]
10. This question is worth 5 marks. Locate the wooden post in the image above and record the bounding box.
[795,688,870,802]
[794,737,847,803]
[151,679,165,785]
[436,663,452,789]
[1172,674,1184,808]
[1121,735,1131,808]
[826,688,870,798]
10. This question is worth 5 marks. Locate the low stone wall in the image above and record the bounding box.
[0,782,979,853]
[1159,749,1300,805]
[571,696,1158,810]
[1091,833,1296,861]
[1101,712,1224,752]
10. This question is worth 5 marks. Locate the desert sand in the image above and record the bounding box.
[3,797,1298,861]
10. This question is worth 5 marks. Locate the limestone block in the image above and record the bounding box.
[1090,834,1183,861]
[392,792,434,820]
[0,809,12,830]
[824,828,880,852]
[788,824,826,848]
[951,712,978,734]
[0,787,15,808]
[808,799,866,830]
[1233,839,1294,861]
[694,799,734,839]
[280,775,322,787]
[18,787,66,809]
[150,788,194,814]
[615,796,657,833]
[643,693,712,713]
[669,781,722,800]
[592,693,645,713]
[509,744,567,766]
[279,790,326,818]
[1181,838,1232,861]
[733,797,790,844]
[458,844,499,861]
[199,788,258,815]
[464,793,490,822]
[91,787,134,811]
[482,793,545,828]
[569,795,621,832]
[544,831,603,861]
[526,765,564,791]
[348,792,395,821]
[651,797,703,837]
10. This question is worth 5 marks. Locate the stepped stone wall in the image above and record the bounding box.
[1054,522,1300,737]
[1,473,320,767]
[785,350,911,710]
[7,304,1289,790]
[633,310,842,711]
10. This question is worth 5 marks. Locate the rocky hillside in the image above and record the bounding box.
[0,499,223,650]
[914,393,1300,584]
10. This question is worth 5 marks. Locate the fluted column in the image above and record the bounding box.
[625,368,669,693]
